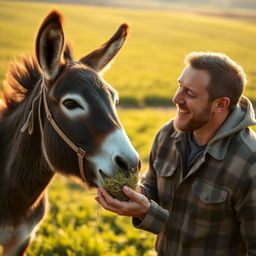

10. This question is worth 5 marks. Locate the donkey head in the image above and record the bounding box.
[36,11,139,187]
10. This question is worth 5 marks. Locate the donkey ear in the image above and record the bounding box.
[80,23,129,73]
[36,10,65,81]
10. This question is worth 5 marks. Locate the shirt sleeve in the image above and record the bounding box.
[132,200,169,234]
[132,127,170,234]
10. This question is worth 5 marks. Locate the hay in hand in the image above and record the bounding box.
[103,169,138,201]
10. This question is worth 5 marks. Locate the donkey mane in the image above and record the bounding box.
[1,55,39,115]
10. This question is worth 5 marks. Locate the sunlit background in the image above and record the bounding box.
[0,0,255,255]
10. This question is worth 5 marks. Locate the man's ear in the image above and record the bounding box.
[214,97,230,113]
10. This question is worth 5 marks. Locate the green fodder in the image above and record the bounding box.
[103,169,138,201]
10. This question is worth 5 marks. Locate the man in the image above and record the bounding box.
[96,52,256,255]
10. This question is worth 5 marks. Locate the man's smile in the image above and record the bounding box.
[178,107,190,116]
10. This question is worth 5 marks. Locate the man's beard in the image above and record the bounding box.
[174,104,212,132]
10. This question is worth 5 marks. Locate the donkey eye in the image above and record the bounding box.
[62,99,81,110]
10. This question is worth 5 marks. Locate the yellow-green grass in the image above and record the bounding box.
[26,176,158,256]
[0,1,256,106]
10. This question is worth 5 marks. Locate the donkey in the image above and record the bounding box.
[0,10,139,255]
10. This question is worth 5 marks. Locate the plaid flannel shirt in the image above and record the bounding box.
[133,97,256,255]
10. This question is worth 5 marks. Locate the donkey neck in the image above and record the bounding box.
[0,88,54,224]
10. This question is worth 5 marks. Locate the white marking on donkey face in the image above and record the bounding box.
[60,94,89,118]
[89,128,139,187]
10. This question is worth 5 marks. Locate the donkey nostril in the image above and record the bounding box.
[114,155,129,171]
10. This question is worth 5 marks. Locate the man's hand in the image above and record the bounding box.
[95,186,150,219]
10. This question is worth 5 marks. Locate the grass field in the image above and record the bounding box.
[0,1,256,255]
[0,0,256,106]
[26,176,158,256]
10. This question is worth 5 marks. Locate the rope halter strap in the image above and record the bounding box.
[21,85,87,182]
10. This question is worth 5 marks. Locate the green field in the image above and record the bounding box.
[0,1,256,255]
[0,0,256,106]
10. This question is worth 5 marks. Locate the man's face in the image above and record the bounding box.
[172,65,213,132]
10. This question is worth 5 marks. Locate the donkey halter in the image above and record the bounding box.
[21,83,87,182]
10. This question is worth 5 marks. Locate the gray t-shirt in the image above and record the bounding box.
[183,133,206,177]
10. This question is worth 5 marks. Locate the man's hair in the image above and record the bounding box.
[185,52,247,109]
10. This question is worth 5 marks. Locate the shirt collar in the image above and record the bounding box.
[171,128,229,160]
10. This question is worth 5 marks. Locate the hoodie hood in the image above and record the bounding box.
[210,96,256,143]
[207,96,256,160]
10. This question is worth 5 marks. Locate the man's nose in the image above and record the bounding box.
[172,89,183,105]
